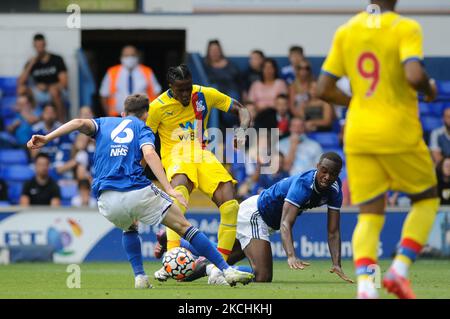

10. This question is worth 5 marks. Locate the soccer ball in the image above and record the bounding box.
[162,247,196,280]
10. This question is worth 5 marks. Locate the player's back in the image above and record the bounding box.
[322,11,425,154]
[91,116,153,198]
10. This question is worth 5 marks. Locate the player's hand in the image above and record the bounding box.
[424,78,438,102]
[27,135,48,150]
[330,265,354,283]
[167,189,188,209]
[287,256,310,270]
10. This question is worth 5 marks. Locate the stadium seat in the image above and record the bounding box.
[437,81,450,99]
[0,77,18,96]
[421,115,442,132]
[307,132,340,148]
[7,181,23,204]
[0,96,17,118]
[0,149,29,165]
[0,200,10,206]
[2,165,34,182]
[59,180,78,201]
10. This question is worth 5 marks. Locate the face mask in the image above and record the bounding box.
[121,56,138,69]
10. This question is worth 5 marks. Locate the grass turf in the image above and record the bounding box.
[1,260,449,299]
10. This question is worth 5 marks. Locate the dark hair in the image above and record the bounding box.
[33,33,45,42]
[43,104,56,111]
[205,39,225,65]
[276,93,288,100]
[319,152,343,171]
[289,45,304,55]
[262,58,279,82]
[251,50,265,58]
[166,64,192,85]
[124,94,149,118]
[19,92,35,107]
[78,179,91,190]
[35,152,50,163]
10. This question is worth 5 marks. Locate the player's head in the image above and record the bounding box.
[316,152,342,190]
[167,64,193,107]
[123,94,149,121]
[370,0,397,10]
[35,153,51,179]
[33,33,46,56]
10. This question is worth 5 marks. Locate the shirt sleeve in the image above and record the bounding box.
[139,124,156,149]
[285,177,310,208]
[56,55,67,72]
[321,25,347,79]
[203,86,233,113]
[399,19,424,63]
[328,182,343,210]
[90,118,101,138]
[146,100,161,134]
[21,180,31,197]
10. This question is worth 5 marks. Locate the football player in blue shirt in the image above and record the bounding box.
[27,94,254,288]
[174,152,354,283]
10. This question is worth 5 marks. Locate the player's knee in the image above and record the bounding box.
[254,268,272,282]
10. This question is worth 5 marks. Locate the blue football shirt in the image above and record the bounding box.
[90,116,155,198]
[257,169,342,230]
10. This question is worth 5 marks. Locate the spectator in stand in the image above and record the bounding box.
[20,153,61,206]
[6,93,41,146]
[437,157,450,205]
[17,34,68,122]
[295,81,336,132]
[54,133,92,181]
[242,50,265,99]
[0,179,8,202]
[71,179,97,208]
[279,117,323,175]
[248,58,288,113]
[30,104,62,162]
[274,94,291,139]
[204,39,243,130]
[100,45,161,117]
[289,59,313,115]
[251,152,290,195]
[429,107,450,165]
[281,45,305,85]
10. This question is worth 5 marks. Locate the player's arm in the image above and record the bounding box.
[141,144,187,208]
[317,74,351,107]
[404,61,437,102]
[27,119,95,150]
[280,201,310,270]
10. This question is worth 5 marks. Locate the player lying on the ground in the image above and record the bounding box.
[26,94,254,288]
[155,152,354,283]
[146,64,251,285]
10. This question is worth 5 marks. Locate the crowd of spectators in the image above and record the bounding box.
[1,34,450,208]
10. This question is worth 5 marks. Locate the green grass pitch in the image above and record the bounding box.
[1,260,449,299]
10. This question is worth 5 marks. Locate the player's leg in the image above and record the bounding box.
[243,239,273,282]
[198,150,239,260]
[161,203,254,286]
[381,149,439,298]
[97,190,151,288]
[347,154,389,299]
[165,173,194,251]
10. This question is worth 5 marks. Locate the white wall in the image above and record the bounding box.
[0,13,449,111]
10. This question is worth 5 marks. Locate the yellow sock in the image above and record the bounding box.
[166,185,190,251]
[352,214,385,282]
[391,197,439,277]
[217,199,239,260]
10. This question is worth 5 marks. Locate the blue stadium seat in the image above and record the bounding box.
[307,132,340,148]
[7,181,23,204]
[437,81,450,99]
[0,96,17,118]
[0,77,18,96]
[0,149,29,165]
[61,198,73,207]
[2,165,34,182]
[421,115,442,132]
[0,201,10,206]
[419,102,432,116]
[59,180,78,201]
